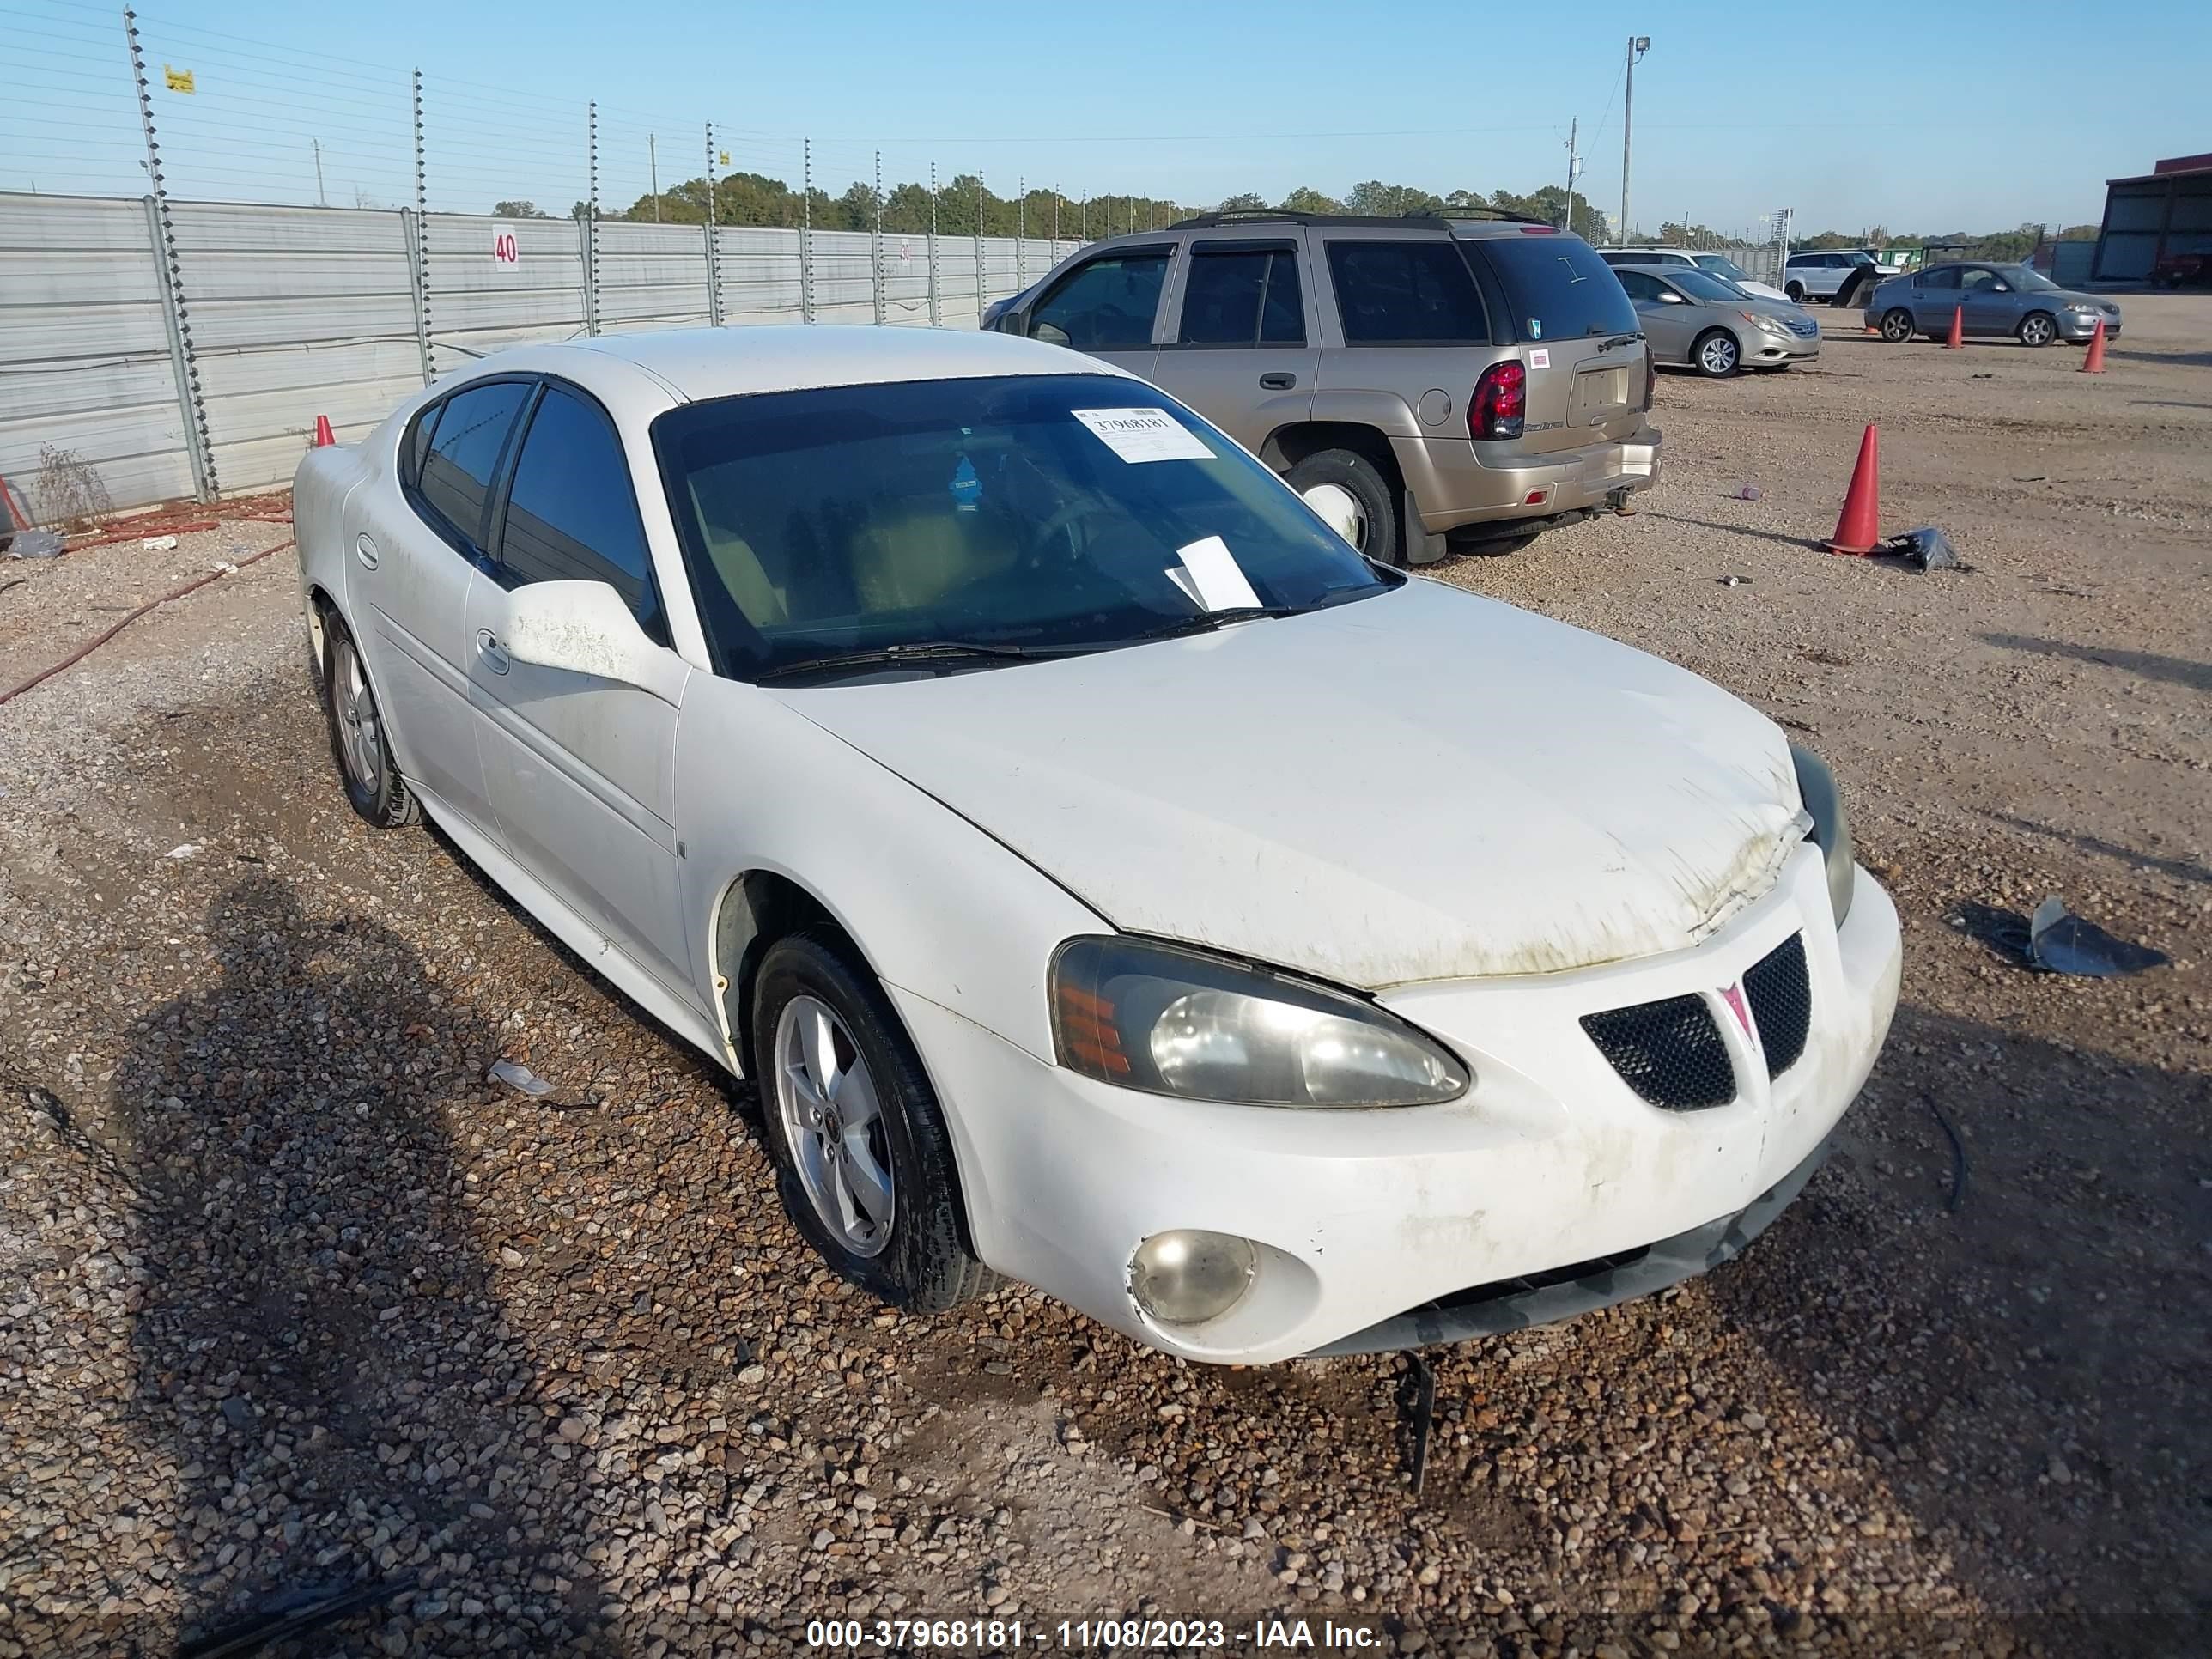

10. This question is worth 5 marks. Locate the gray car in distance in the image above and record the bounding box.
[1863,263,2123,347]
[981,212,1662,563]
[1611,264,1821,377]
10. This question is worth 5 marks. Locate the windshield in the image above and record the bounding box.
[1668,268,1753,303]
[653,374,1389,683]
[1480,234,1639,341]
[2001,264,2059,291]
[1693,254,1753,283]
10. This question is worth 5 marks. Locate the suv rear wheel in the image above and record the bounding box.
[1285,449,1400,567]
[1784,280,1807,303]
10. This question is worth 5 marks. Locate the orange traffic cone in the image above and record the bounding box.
[2081,318,2107,374]
[1826,424,1881,556]
[313,414,336,447]
[1944,306,1964,349]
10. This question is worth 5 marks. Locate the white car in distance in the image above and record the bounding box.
[294,325,1901,1364]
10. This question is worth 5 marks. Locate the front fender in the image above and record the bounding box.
[672,674,1109,1072]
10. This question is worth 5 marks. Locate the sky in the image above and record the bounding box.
[9,0,2209,237]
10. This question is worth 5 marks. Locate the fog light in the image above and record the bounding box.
[1129,1231,1257,1327]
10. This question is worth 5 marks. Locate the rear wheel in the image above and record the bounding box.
[1784,281,1806,303]
[1692,329,1741,379]
[1285,448,1400,568]
[2017,310,2057,348]
[1880,307,1916,343]
[318,610,416,830]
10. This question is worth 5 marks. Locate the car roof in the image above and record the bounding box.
[479,325,1123,405]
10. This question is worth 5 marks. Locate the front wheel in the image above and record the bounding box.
[1692,329,1741,378]
[751,932,993,1312]
[1285,448,1400,567]
[2017,311,2057,348]
[1880,307,1916,343]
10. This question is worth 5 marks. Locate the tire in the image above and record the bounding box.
[2016,311,2057,348]
[1285,448,1400,568]
[318,608,417,830]
[1692,329,1741,379]
[750,930,994,1313]
[1784,281,1806,303]
[1880,307,1916,343]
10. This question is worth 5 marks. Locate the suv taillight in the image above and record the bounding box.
[1469,361,1527,441]
[1640,347,1656,411]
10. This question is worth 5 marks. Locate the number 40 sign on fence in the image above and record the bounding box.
[491,229,520,265]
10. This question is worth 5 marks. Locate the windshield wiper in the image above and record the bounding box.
[753,640,1073,684]
[1123,604,1307,642]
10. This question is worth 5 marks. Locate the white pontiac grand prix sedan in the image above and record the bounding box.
[294,325,1900,1364]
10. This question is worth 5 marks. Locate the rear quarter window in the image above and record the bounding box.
[1323,240,1489,344]
[1474,236,1639,343]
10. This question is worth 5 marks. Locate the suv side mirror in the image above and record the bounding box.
[503,580,686,706]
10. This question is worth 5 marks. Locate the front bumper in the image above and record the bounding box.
[1746,328,1820,366]
[2058,309,2121,340]
[897,848,1902,1364]
[1397,422,1663,532]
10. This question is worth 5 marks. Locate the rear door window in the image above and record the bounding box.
[1920,265,1960,289]
[1176,246,1306,346]
[1324,240,1489,343]
[1476,235,1640,343]
[1030,251,1169,349]
[410,380,532,554]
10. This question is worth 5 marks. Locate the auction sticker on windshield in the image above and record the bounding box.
[1073,407,1215,464]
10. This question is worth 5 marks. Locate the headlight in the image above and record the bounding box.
[1750,310,1791,334]
[1789,744,1856,927]
[2063,301,2100,313]
[1051,937,1469,1108]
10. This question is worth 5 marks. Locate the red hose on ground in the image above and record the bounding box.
[0,536,295,708]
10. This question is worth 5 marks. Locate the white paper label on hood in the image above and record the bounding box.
[1072,407,1215,464]
[1170,534,1262,612]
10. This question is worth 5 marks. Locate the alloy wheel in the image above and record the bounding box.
[333,640,382,789]
[1881,308,1915,343]
[1698,334,1739,376]
[774,994,896,1256]
[2019,313,2055,347]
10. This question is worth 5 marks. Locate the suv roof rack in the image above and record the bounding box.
[1168,207,1557,231]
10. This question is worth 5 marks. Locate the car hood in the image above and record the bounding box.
[775,581,1808,989]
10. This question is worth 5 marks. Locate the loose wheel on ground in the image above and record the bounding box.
[750,931,994,1312]
[1285,448,1400,566]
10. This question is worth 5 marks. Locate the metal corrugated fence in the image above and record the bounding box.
[0,190,1081,519]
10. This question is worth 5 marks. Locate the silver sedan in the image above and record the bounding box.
[1863,264,2121,346]
[1611,264,1823,377]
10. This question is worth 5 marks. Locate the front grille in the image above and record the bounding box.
[1786,317,1820,338]
[1581,994,1735,1109]
[1744,933,1812,1078]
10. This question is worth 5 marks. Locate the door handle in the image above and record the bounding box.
[476,629,510,674]
[355,534,379,571]
[1259,372,1297,390]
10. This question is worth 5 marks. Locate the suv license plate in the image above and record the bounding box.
[1577,367,1629,409]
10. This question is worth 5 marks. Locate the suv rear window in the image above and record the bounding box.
[1324,240,1488,344]
[1478,235,1639,343]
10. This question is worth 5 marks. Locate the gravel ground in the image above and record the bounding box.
[2,297,2207,1659]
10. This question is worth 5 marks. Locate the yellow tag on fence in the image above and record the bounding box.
[164,65,195,94]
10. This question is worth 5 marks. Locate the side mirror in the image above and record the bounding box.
[1990,283,2009,293]
[502,580,686,705]
[1658,290,1686,304]
[1030,318,1071,347]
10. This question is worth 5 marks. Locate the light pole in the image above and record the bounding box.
[1620,34,1650,241]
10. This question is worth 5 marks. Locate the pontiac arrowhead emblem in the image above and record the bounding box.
[1718,981,1753,1037]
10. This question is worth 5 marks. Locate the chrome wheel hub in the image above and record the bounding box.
[335,643,381,788]
[774,994,895,1256]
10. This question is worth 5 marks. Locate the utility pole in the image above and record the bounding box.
[649,132,659,222]
[1620,34,1649,240]
[312,137,326,207]
[1561,117,1578,234]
